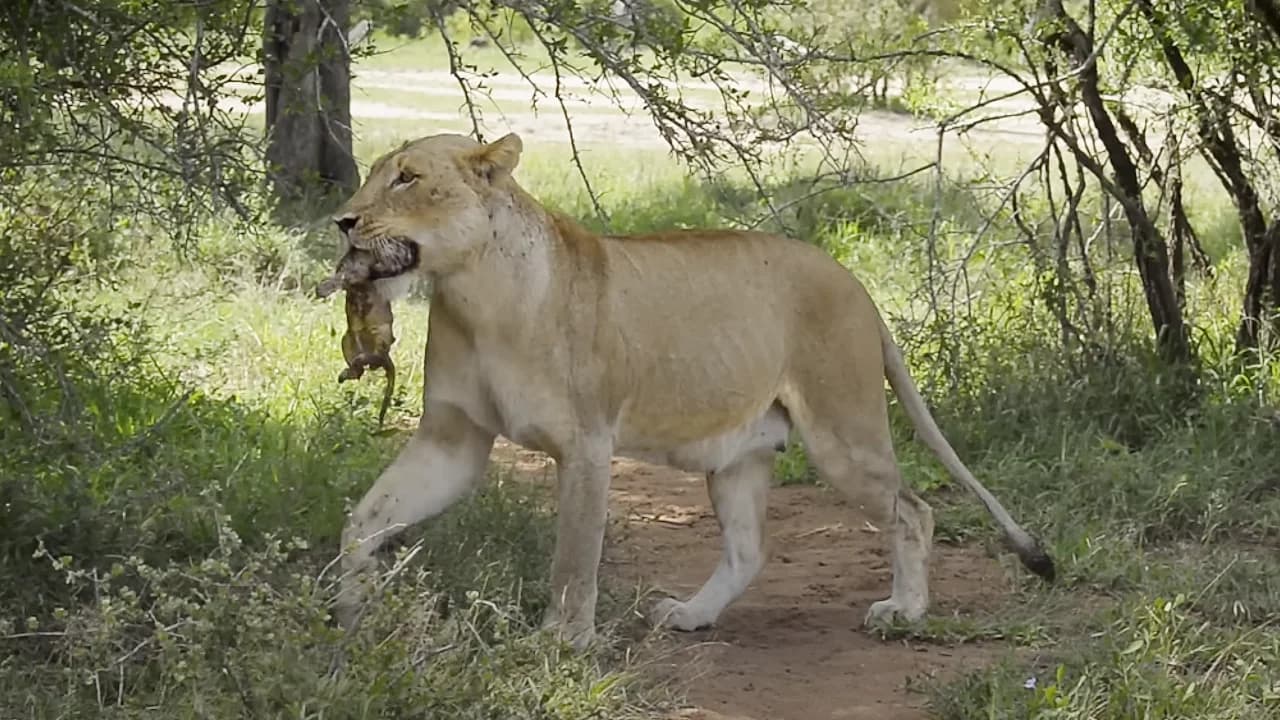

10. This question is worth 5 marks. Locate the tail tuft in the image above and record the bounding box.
[1014,538,1056,583]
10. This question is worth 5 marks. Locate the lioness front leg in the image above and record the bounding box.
[335,401,494,629]
[542,443,612,650]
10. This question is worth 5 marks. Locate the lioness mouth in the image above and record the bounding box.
[315,239,418,299]
[363,239,419,283]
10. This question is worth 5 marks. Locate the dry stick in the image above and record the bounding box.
[313,2,361,174]
[928,4,1141,313]
[674,0,861,223]
[139,9,254,220]
[526,21,611,224]
[501,0,790,226]
[795,523,844,539]
[745,162,936,231]
[434,10,485,142]
[325,537,425,680]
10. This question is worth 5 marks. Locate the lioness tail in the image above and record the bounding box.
[875,314,1055,582]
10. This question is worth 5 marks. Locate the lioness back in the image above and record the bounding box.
[598,226,881,351]
[580,224,885,448]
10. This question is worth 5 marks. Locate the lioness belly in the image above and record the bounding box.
[616,402,791,474]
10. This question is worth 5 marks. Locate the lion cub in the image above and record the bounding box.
[316,247,405,426]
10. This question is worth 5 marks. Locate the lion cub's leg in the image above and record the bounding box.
[793,405,935,626]
[335,401,494,629]
[651,448,772,632]
[542,443,612,650]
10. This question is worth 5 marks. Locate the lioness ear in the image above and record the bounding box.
[468,133,523,182]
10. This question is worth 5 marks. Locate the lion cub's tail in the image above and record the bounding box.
[876,314,1056,582]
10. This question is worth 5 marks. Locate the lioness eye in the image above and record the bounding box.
[394,169,415,186]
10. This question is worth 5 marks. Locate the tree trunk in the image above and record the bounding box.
[1234,1,1280,350]
[1237,225,1280,350]
[263,0,359,211]
[1138,0,1280,352]
[1040,0,1192,364]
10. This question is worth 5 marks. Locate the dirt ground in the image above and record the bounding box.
[490,439,1011,720]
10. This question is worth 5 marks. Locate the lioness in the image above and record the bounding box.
[331,132,1054,648]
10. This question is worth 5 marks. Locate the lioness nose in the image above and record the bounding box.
[334,215,358,235]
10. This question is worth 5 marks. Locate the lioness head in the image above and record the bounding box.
[333,132,524,279]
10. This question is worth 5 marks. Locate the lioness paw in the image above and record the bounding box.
[332,597,362,632]
[540,612,597,651]
[863,598,926,627]
[650,598,714,632]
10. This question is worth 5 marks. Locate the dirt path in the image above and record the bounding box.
[490,439,1010,720]
[195,61,1048,150]
[344,68,1046,150]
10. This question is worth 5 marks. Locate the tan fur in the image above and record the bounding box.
[337,285,396,426]
[317,259,398,427]
[330,133,1053,649]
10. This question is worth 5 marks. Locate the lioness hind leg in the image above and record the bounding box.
[872,485,934,625]
[335,401,494,629]
[792,406,934,626]
[651,449,772,632]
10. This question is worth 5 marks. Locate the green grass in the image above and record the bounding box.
[0,212,665,717]
[928,593,1280,719]
[0,162,659,716]
[5,32,1280,720]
